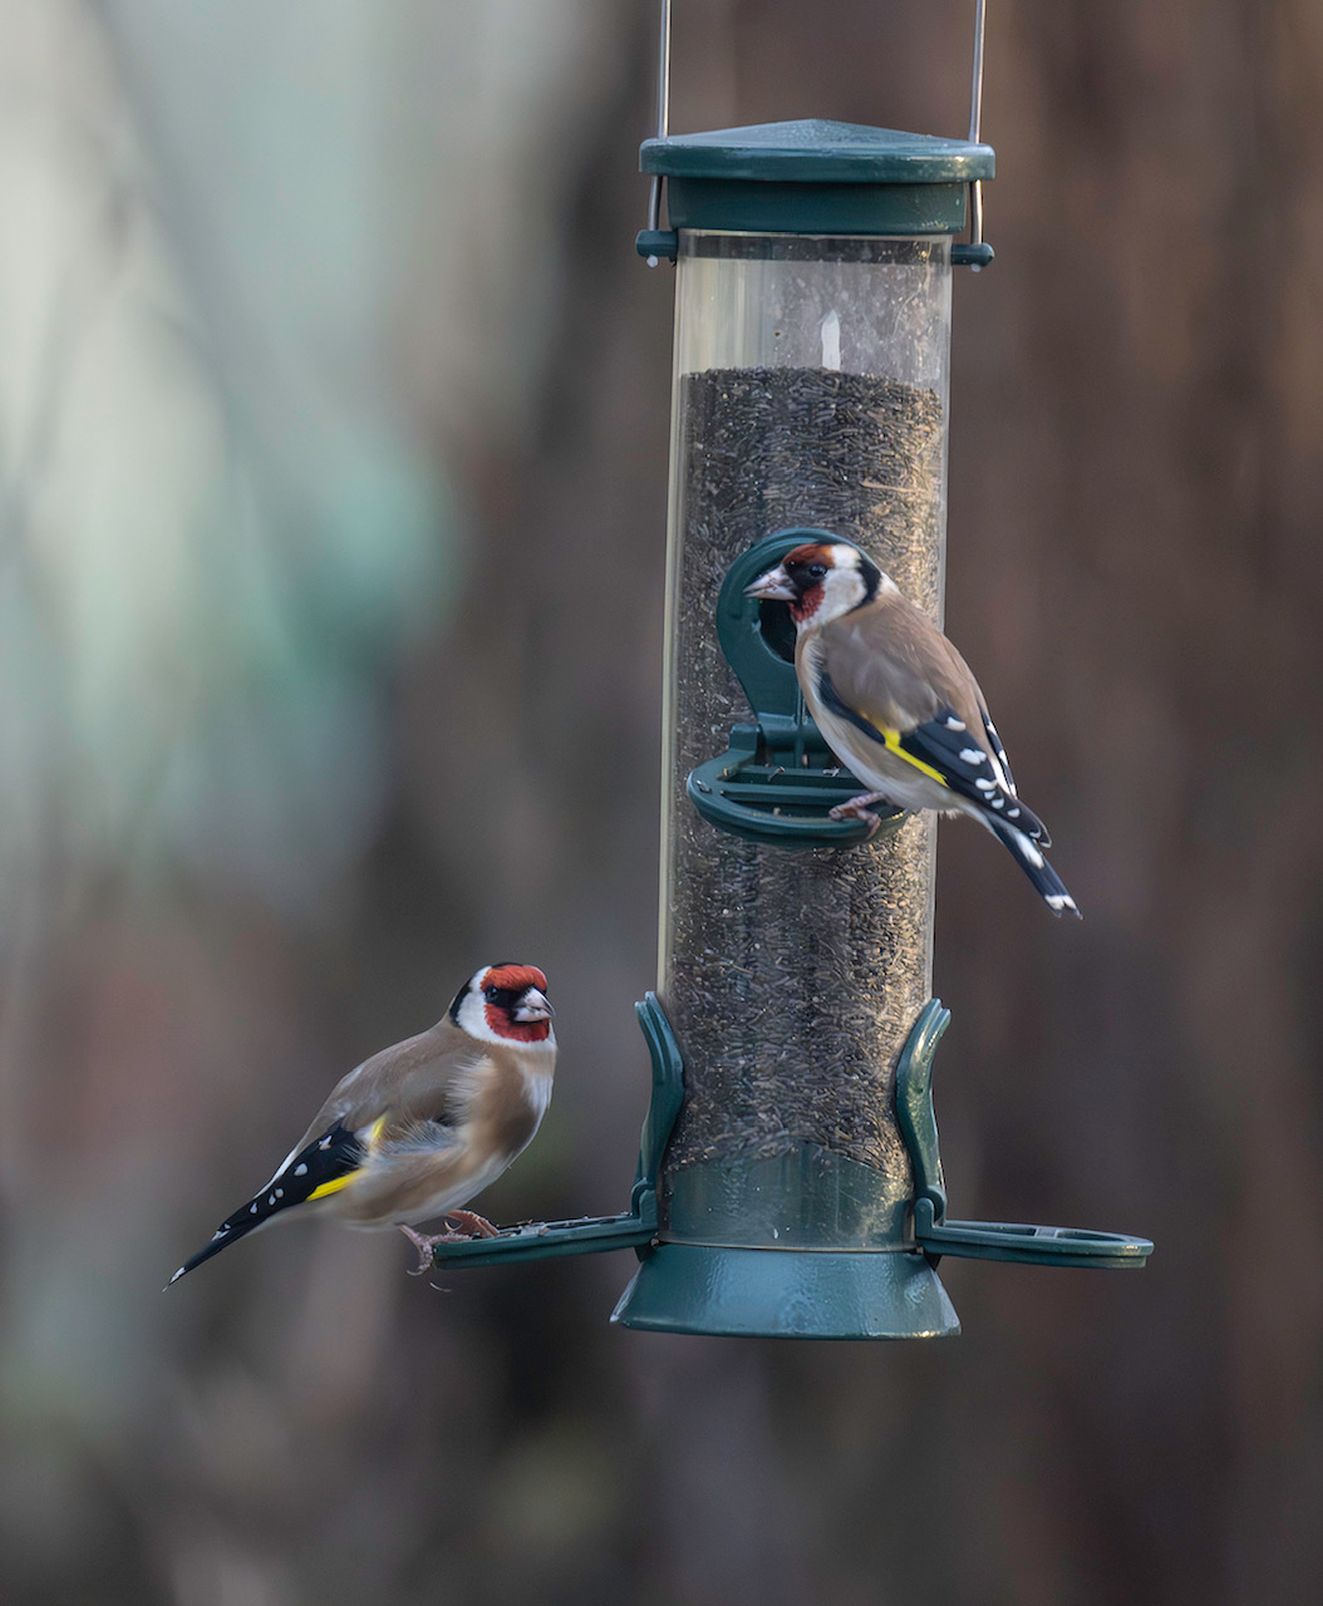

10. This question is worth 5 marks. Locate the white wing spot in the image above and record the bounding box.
[959,748,986,764]
[945,716,966,731]
[975,778,997,792]
[991,795,1004,808]
[294,1163,308,1177]
[274,1188,284,1199]
[1007,807,1021,819]
[250,1203,258,1214]
[267,1194,276,1206]
[319,1137,332,1150]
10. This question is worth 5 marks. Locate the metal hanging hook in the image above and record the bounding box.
[953,0,993,269]
[968,0,987,251]
[642,0,674,266]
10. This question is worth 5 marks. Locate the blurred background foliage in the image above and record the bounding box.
[1,2,1321,1604]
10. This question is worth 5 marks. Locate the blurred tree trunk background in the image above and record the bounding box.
[1,3,1321,1604]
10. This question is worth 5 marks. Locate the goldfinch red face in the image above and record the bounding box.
[745,542,887,630]
[449,963,555,1047]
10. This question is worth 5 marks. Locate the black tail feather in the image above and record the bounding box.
[1002,795,1051,848]
[166,1197,271,1286]
[988,817,1082,918]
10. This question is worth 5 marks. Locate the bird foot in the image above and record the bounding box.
[828,792,889,837]
[399,1225,450,1275]
[397,1224,479,1275]
[398,1212,501,1275]
[443,1209,500,1239]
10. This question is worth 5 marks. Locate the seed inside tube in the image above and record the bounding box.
[662,365,945,1191]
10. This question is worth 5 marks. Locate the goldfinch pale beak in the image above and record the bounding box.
[745,565,796,602]
[513,988,554,1022]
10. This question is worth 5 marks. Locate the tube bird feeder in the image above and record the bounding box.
[610,116,1151,1338]
[430,25,1152,1335]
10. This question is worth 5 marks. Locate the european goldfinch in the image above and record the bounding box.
[168,963,557,1282]
[746,543,1081,917]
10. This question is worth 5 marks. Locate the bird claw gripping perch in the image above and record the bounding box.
[686,529,907,848]
[400,1213,500,1275]
[827,792,890,836]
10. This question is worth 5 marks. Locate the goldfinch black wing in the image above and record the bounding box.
[898,707,1048,842]
[167,1117,375,1285]
[980,710,1019,799]
[816,671,1050,844]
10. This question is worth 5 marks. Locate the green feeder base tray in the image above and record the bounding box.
[430,995,1153,1341]
[611,1242,959,1340]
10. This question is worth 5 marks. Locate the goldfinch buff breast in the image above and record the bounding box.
[168,963,556,1282]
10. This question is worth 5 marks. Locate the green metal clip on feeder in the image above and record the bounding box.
[431,1,1152,1334]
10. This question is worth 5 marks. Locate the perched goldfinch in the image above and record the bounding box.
[168,963,557,1283]
[747,543,1080,917]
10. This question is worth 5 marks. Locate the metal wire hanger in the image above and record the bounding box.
[639,0,991,270]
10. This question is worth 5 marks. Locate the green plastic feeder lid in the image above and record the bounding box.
[641,119,994,237]
[642,119,995,184]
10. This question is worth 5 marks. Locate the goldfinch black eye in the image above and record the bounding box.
[807,563,827,579]
[484,986,500,1002]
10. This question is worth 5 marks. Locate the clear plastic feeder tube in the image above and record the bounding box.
[658,231,953,1241]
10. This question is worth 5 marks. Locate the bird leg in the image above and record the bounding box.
[828,792,890,837]
[443,1209,500,1239]
[397,1211,502,1275]
[397,1223,478,1275]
